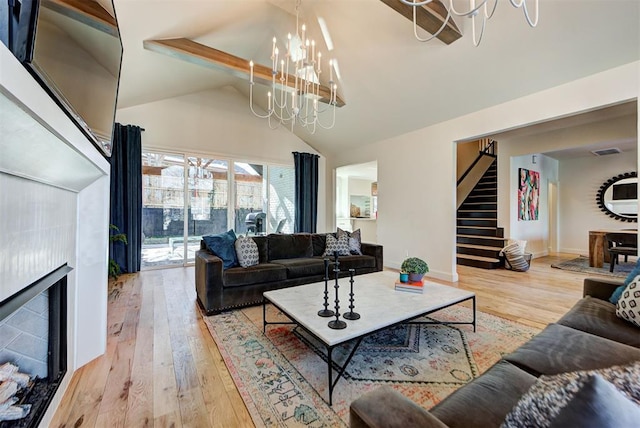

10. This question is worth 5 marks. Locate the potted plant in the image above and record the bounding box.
[401,257,429,282]
[109,224,128,279]
[399,270,409,283]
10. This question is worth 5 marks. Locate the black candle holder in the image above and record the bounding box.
[328,254,346,329]
[318,258,335,317]
[343,269,360,320]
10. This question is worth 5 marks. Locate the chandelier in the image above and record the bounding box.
[400,0,539,46]
[249,0,337,133]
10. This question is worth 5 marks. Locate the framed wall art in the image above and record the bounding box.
[518,168,540,221]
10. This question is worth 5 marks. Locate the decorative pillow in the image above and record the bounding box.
[611,259,640,303]
[234,235,259,268]
[501,361,640,428]
[323,234,350,257]
[548,375,640,428]
[337,227,362,255]
[500,242,529,272]
[507,239,527,255]
[616,278,640,327]
[202,229,238,269]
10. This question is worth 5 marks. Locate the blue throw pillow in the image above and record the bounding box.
[609,285,627,304]
[610,259,640,304]
[202,230,238,269]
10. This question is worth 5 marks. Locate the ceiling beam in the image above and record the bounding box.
[45,0,119,38]
[143,38,345,108]
[379,0,462,44]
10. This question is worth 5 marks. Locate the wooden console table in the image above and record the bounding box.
[589,229,637,268]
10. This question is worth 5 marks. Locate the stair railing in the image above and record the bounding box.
[456,140,497,209]
[457,140,496,186]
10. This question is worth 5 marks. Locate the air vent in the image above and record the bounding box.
[591,148,621,156]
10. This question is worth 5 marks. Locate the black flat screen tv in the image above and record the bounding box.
[3,0,123,157]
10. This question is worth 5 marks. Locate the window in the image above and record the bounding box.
[268,165,295,234]
[233,163,265,235]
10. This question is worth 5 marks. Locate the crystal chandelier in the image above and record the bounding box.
[249,0,337,133]
[400,0,539,46]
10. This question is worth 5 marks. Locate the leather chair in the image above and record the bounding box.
[605,232,637,272]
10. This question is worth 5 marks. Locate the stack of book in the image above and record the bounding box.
[394,280,424,294]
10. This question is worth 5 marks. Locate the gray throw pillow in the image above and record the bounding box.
[235,235,259,268]
[323,234,350,257]
[337,227,362,255]
[549,375,640,428]
[501,361,640,428]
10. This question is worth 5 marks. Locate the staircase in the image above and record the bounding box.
[456,159,506,269]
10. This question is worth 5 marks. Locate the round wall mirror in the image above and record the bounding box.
[596,172,638,222]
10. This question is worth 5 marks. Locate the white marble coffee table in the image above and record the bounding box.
[262,270,476,405]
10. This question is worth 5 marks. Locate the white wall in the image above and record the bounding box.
[559,153,638,255]
[116,86,328,231]
[457,141,480,180]
[332,61,639,282]
[507,154,559,257]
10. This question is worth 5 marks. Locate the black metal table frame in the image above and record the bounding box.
[262,295,476,406]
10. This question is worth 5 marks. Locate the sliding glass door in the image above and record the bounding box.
[186,157,229,263]
[268,165,295,234]
[233,162,266,235]
[141,150,295,268]
[141,152,185,268]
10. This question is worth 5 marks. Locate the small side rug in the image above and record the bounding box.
[203,304,539,427]
[551,256,635,278]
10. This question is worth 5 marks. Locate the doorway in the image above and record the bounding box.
[548,181,559,253]
[335,161,378,242]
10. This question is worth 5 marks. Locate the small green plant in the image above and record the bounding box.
[109,224,128,279]
[401,257,429,275]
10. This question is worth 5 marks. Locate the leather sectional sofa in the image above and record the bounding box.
[350,277,640,428]
[195,232,383,315]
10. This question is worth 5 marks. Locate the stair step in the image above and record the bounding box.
[456,243,502,258]
[459,204,497,211]
[469,186,498,196]
[457,243,501,250]
[456,211,497,218]
[456,254,500,262]
[457,234,507,247]
[466,194,496,200]
[456,226,504,237]
[457,218,497,227]
[456,254,502,269]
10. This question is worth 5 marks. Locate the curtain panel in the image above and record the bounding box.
[293,152,319,233]
[109,123,142,273]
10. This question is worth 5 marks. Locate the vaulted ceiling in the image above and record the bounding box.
[111,0,639,155]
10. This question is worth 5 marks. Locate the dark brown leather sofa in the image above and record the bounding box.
[195,232,383,315]
[350,277,640,428]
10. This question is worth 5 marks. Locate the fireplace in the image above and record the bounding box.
[1,42,112,426]
[0,265,69,427]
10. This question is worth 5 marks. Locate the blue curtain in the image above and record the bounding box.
[293,152,319,233]
[110,123,142,273]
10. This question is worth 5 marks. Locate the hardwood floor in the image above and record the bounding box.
[51,253,590,427]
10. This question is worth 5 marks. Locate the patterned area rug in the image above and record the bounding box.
[551,255,636,278]
[203,304,539,427]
